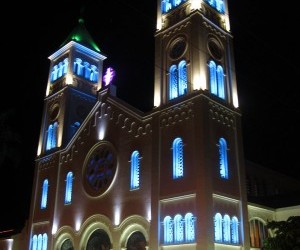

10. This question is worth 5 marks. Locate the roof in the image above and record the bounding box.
[60,18,101,52]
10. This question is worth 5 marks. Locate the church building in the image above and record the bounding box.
[1,0,299,249]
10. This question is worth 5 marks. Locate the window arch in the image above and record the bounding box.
[178,60,187,96]
[231,216,239,244]
[209,60,225,100]
[37,234,43,250]
[130,150,140,190]
[223,214,231,243]
[163,216,173,244]
[185,213,195,242]
[41,179,49,209]
[214,213,223,242]
[174,214,184,243]
[42,233,48,250]
[173,137,184,179]
[65,172,73,204]
[219,138,229,179]
[249,219,269,248]
[169,60,188,100]
[46,122,58,151]
[169,65,178,100]
[32,235,37,250]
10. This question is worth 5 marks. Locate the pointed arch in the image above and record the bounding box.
[217,65,225,99]
[169,65,178,100]
[209,60,217,95]
[130,150,140,190]
[173,137,184,179]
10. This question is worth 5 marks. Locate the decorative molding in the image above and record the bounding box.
[160,101,194,128]
[209,101,235,128]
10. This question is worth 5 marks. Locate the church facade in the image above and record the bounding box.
[1,0,299,249]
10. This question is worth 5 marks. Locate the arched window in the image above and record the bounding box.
[231,216,239,244]
[208,0,216,7]
[178,60,187,96]
[169,65,178,100]
[249,219,269,248]
[83,62,91,79]
[223,214,231,243]
[37,234,42,250]
[73,58,84,76]
[50,65,58,82]
[164,216,173,244]
[130,150,140,190]
[46,122,58,151]
[42,233,48,250]
[185,213,195,242]
[41,179,49,209]
[126,231,147,250]
[214,213,223,242]
[65,172,73,204]
[219,138,229,179]
[173,137,184,179]
[209,60,225,99]
[169,61,188,100]
[90,65,99,82]
[174,214,184,243]
[61,239,74,250]
[62,58,68,75]
[161,0,172,13]
[32,235,37,250]
[209,61,217,95]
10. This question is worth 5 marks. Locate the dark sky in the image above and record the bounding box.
[1,0,299,231]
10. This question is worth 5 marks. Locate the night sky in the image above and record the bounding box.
[1,0,299,231]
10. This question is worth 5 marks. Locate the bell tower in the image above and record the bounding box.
[37,18,106,156]
[154,0,238,108]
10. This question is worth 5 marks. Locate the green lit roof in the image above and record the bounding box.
[60,18,101,52]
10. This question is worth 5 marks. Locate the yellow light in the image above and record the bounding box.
[191,0,201,10]
[66,74,73,85]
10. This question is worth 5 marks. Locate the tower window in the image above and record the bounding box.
[73,57,99,83]
[130,150,140,190]
[172,137,184,179]
[163,216,173,243]
[205,0,225,13]
[223,214,231,243]
[174,214,184,243]
[50,58,68,83]
[41,179,49,209]
[219,137,229,179]
[214,213,239,244]
[64,171,73,204]
[185,213,195,242]
[161,0,187,13]
[231,216,239,244]
[46,122,58,151]
[169,60,188,100]
[209,60,225,100]
[214,213,223,242]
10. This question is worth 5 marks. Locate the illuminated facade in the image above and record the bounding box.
[1,0,300,250]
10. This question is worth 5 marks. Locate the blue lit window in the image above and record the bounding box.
[231,216,239,244]
[164,216,173,244]
[174,214,184,243]
[46,122,58,151]
[170,65,178,99]
[65,172,73,204]
[73,57,99,83]
[219,138,229,179]
[161,0,187,13]
[130,150,140,190]
[185,213,195,242]
[205,0,225,13]
[209,60,225,99]
[169,60,188,100]
[41,179,49,209]
[173,137,184,179]
[32,235,37,250]
[223,214,231,243]
[50,58,68,83]
[42,233,48,250]
[37,234,42,250]
[214,213,223,242]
